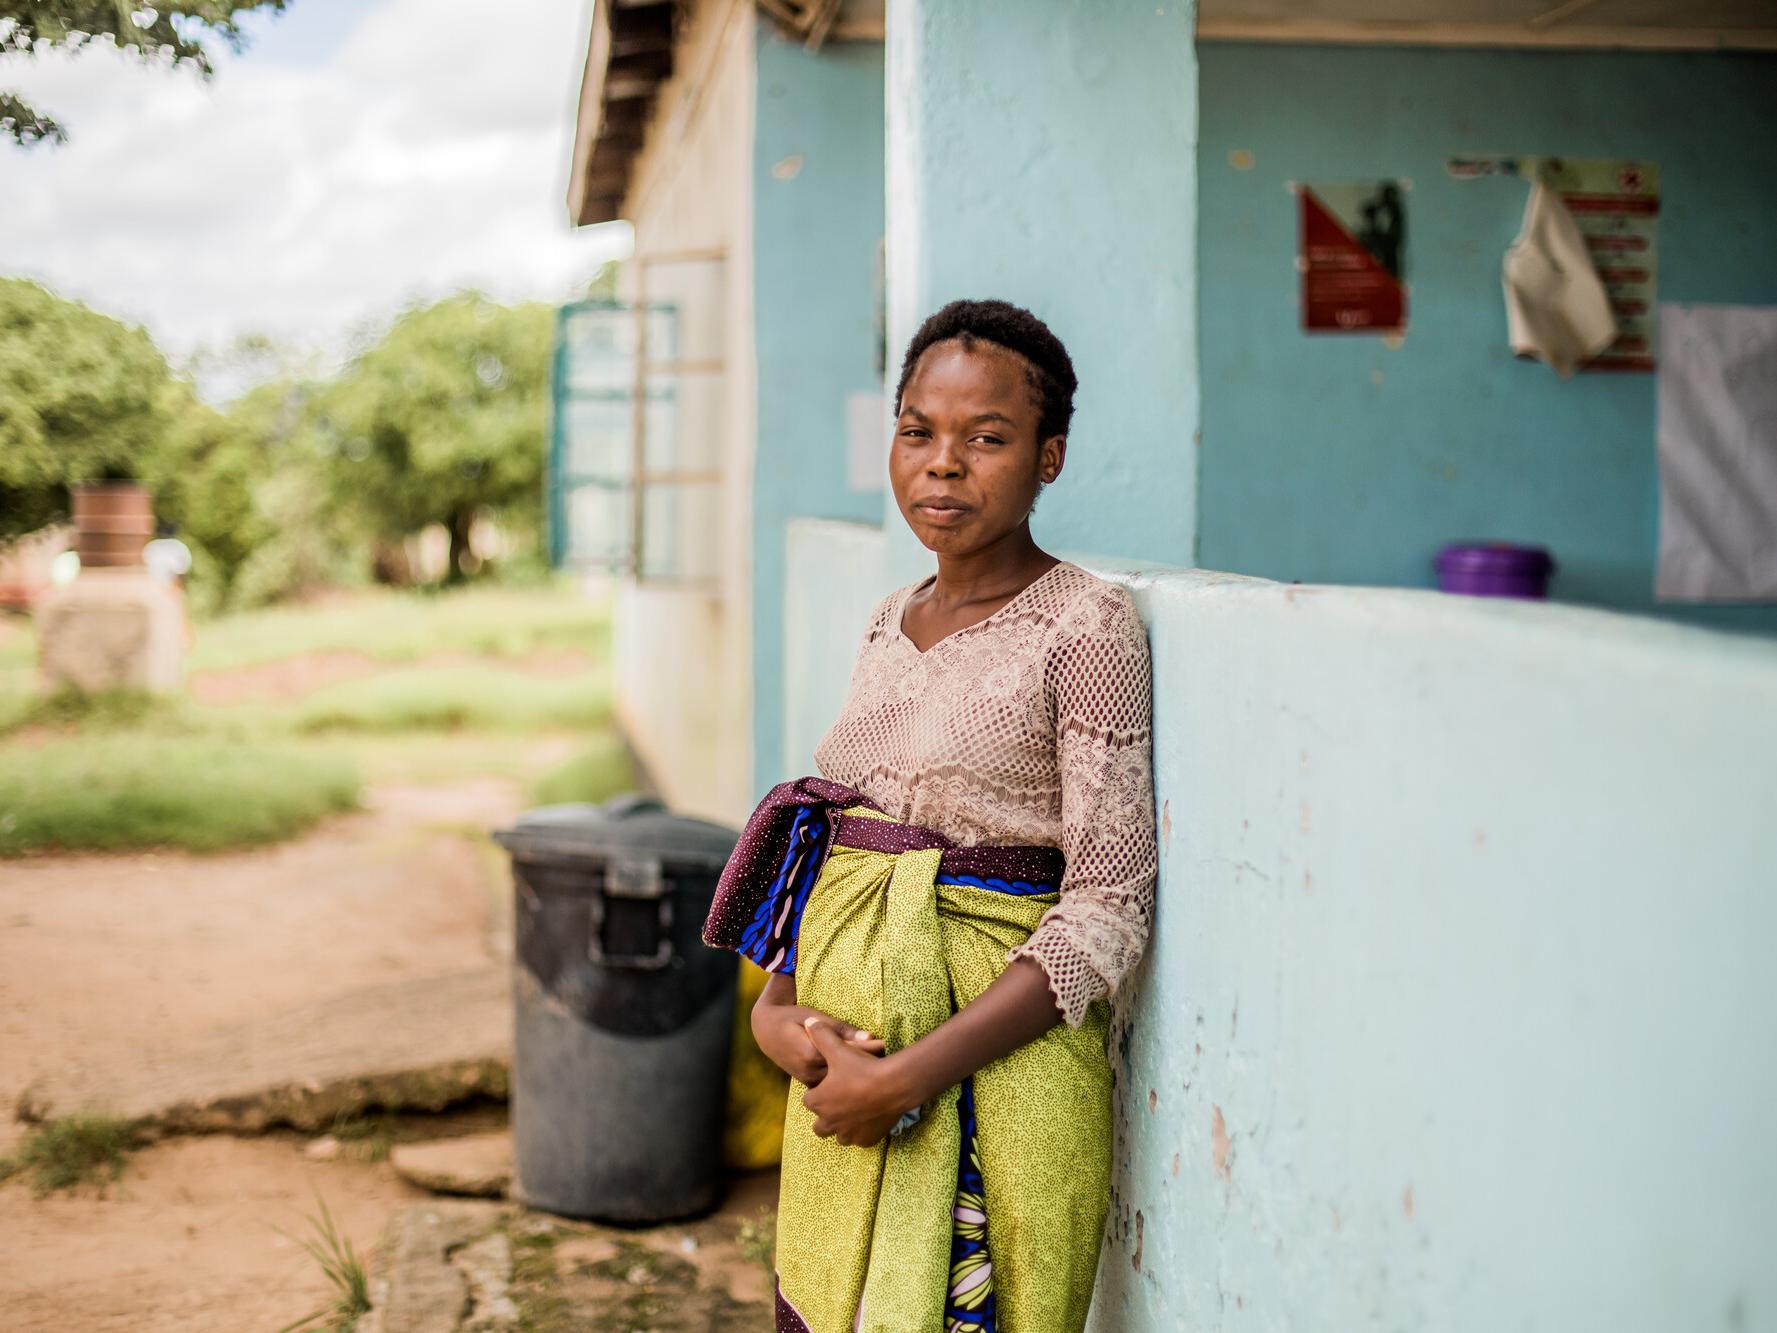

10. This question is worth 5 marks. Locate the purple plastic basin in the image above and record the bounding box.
[1434,542,1555,599]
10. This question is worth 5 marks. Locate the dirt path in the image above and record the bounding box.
[0,776,524,1329]
[0,778,521,1150]
[2,1135,428,1333]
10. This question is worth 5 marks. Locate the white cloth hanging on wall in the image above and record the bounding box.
[1656,303,1777,602]
[1503,181,1618,378]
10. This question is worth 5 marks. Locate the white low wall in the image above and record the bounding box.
[781,525,1777,1330]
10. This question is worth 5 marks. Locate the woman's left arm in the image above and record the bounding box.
[803,583,1157,1147]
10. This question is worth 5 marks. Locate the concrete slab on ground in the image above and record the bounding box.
[391,1130,513,1199]
[16,967,510,1133]
[361,1172,779,1332]
[360,1201,515,1333]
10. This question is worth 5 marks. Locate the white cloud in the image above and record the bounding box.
[0,0,629,394]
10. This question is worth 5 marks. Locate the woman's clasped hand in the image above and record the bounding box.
[799,1018,920,1148]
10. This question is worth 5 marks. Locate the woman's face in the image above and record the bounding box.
[890,339,1065,559]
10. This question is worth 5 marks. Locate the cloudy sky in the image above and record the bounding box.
[1,0,630,393]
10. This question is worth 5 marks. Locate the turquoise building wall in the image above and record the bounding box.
[761,17,1777,1327]
[884,0,1200,586]
[1196,43,1777,632]
[750,30,886,798]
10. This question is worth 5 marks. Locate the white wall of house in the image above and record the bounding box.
[614,0,758,826]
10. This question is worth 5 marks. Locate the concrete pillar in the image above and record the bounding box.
[36,570,185,694]
[883,0,1200,582]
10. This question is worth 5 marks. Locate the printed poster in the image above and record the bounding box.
[1540,157,1660,370]
[1298,180,1408,335]
[1449,155,1660,370]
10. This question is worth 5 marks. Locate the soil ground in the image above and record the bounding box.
[0,596,768,1331]
[0,778,521,1156]
[0,775,521,1330]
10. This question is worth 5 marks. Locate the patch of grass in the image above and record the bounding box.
[0,686,176,737]
[0,736,360,856]
[272,666,613,736]
[0,1113,142,1196]
[276,1193,372,1333]
[735,1206,776,1283]
[0,613,34,669]
[509,1223,576,1332]
[323,1111,396,1164]
[189,584,611,673]
[587,1238,699,1332]
[530,735,636,806]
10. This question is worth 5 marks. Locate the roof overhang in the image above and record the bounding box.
[567,0,679,228]
[566,0,886,229]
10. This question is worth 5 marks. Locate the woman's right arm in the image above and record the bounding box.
[751,970,885,1086]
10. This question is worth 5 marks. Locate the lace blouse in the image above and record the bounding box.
[812,560,1157,1027]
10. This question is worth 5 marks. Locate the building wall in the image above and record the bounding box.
[781,518,885,774]
[883,0,1201,587]
[1197,43,1777,633]
[613,0,758,825]
[749,31,887,799]
[780,536,1777,1330]
[1089,569,1777,1331]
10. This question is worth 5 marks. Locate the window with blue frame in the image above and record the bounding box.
[547,251,726,586]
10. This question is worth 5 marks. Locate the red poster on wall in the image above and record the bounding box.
[1298,181,1408,335]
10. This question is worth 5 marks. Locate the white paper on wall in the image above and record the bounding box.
[847,390,888,493]
[1656,303,1777,602]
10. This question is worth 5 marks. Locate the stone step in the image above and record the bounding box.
[16,967,510,1134]
[359,1201,515,1333]
[391,1131,514,1199]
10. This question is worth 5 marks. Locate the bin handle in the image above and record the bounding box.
[587,855,674,970]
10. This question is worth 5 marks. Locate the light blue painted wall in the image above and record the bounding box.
[782,519,886,775]
[1197,44,1777,632]
[777,17,1777,1330]
[884,0,1200,587]
[750,31,886,800]
[1088,569,1777,1331]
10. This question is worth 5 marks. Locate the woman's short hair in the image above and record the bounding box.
[894,299,1078,442]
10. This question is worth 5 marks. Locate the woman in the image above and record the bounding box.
[703,299,1156,1332]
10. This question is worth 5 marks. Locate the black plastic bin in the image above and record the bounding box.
[492,792,739,1223]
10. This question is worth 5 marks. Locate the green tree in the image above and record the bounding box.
[144,377,365,610]
[143,385,273,605]
[0,277,172,539]
[322,293,552,583]
[2,1,288,146]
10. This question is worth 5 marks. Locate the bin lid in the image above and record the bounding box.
[492,791,737,870]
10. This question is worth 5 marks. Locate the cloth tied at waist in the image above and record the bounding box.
[701,775,1066,976]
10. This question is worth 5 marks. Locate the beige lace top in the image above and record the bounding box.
[812,560,1157,1027]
